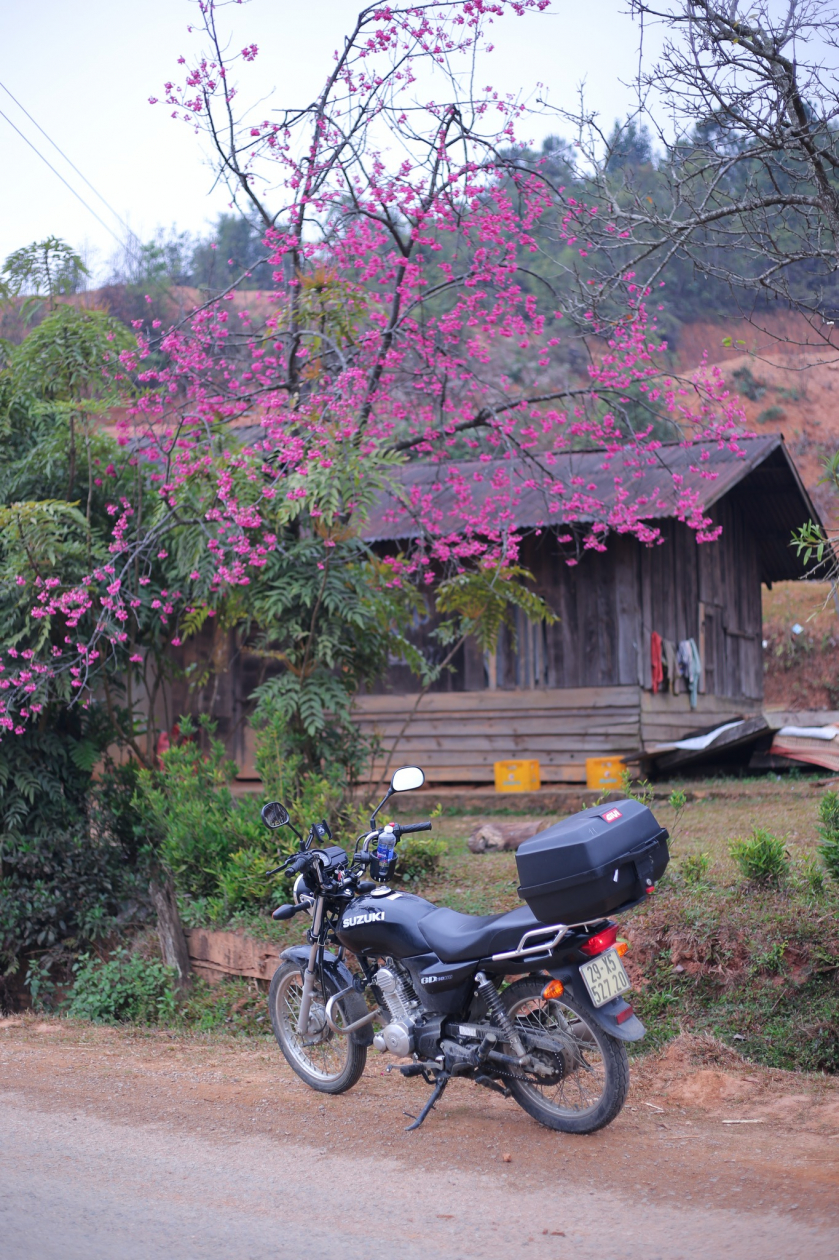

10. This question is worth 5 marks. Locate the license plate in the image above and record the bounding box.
[579,948,631,1008]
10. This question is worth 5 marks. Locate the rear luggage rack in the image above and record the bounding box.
[491,918,610,963]
[491,921,570,962]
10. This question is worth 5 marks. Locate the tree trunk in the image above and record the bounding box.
[149,873,192,989]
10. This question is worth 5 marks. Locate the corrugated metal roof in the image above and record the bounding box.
[362,436,822,581]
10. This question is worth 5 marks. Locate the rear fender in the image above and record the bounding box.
[546,964,645,1043]
[280,945,374,1046]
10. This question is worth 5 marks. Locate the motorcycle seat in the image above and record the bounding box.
[418,903,557,964]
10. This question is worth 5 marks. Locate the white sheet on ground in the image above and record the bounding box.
[776,725,839,741]
[670,721,744,751]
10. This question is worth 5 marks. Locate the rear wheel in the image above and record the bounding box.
[268,961,367,1094]
[501,977,629,1134]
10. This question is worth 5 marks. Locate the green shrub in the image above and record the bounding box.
[756,405,786,424]
[395,836,447,884]
[795,853,826,896]
[68,948,177,1024]
[131,713,368,927]
[729,827,789,883]
[619,769,654,806]
[681,852,711,885]
[0,719,140,975]
[133,716,294,924]
[732,366,767,400]
[818,790,839,883]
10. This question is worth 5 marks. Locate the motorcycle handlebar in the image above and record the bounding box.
[286,853,311,875]
[397,821,432,835]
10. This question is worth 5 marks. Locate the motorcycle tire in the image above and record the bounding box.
[268,960,367,1094]
[501,976,629,1134]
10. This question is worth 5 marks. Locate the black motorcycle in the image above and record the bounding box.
[262,765,669,1134]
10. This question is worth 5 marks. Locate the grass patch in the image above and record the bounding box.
[624,875,839,1072]
[177,976,271,1036]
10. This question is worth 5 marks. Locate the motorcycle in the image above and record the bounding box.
[262,765,669,1134]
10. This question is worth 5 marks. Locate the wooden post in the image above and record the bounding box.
[149,873,192,989]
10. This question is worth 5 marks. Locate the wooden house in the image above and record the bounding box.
[352,435,822,783]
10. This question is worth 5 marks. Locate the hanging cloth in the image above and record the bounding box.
[663,638,679,695]
[650,631,663,694]
[677,637,702,709]
[688,638,702,707]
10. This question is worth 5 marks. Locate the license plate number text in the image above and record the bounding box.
[579,948,631,1008]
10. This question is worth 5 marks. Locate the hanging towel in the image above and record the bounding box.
[663,638,679,695]
[650,631,663,694]
[689,638,702,707]
[677,637,702,708]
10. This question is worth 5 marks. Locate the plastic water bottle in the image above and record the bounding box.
[376,826,396,879]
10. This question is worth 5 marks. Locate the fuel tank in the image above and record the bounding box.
[335,889,436,959]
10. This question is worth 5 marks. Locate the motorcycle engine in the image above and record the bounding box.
[372,963,419,1057]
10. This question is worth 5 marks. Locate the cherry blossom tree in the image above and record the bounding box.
[0,0,750,746]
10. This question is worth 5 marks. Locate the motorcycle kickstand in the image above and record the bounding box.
[403,1071,450,1132]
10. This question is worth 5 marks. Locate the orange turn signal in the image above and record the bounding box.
[616,940,629,958]
[542,979,565,1001]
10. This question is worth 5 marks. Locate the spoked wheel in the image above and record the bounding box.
[501,977,629,1134]
[268,961,367,1094]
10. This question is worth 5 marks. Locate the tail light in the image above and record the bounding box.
[580,924,618,957]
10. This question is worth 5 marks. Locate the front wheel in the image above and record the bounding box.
[268,961,367,1094]
[501,977,629,1134]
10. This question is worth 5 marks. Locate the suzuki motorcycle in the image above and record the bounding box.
[262,765,669,1134]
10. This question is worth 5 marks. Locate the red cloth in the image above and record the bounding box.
[650,631,663,694]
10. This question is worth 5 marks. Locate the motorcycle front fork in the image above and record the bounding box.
[296,896,325,1035]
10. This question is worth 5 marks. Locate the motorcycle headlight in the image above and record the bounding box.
[293,872,316,915]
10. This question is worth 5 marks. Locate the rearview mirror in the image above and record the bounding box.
[261,801,290,829]
[391,765,425,793]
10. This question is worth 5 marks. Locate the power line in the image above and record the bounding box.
[0,103,127,252]
[0,79,136,243]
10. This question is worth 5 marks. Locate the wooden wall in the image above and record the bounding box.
[637,500,762,701]
[375,494,763,706]
[353,686,642,784]
[356,489,766,782]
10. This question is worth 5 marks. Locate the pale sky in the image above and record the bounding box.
[0,1,652,280]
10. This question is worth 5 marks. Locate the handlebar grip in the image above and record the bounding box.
[398,821,432,835]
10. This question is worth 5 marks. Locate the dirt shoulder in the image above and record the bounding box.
[2,1017,839,1244]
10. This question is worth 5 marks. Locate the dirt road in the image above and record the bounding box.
[2,1017,839,1260]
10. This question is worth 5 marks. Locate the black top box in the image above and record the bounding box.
[515,798,669,926]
